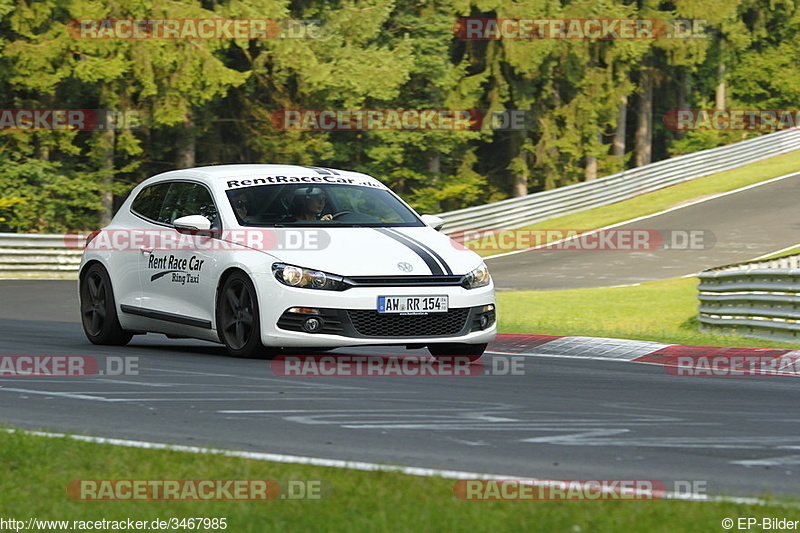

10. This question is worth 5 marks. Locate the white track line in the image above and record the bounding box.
[752,243,800,261]
[3,428,789,506]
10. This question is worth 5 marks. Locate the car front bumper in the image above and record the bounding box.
[252,272,497,348]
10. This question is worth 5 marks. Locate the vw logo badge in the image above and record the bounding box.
[397,262,414,272]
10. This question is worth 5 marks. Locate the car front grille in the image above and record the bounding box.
[344,275,465,288]
[277,306,492,339]
[347,308,470,337]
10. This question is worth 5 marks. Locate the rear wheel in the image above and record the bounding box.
[79,264,133,346]
[427,342,487,363]
[217,272,267,358]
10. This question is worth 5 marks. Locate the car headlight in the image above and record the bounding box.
[272,263,347,291]
[463,263,491,289]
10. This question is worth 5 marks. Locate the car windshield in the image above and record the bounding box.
[226,184,424,227]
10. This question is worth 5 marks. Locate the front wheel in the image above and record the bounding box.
[217,272,267,358]
[79,264,133,346]
[427,343,487,363]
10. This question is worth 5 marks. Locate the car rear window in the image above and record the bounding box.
[131,183,170,222]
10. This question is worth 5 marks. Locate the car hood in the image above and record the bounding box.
[247,226,481,276]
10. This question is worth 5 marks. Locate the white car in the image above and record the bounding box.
[79,165,496,359]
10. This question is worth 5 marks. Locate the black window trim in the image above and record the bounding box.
[130,179,221,230]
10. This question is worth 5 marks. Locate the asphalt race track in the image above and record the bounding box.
[486,172,800,290]
[2,177,800,500]
[1,280,799,499]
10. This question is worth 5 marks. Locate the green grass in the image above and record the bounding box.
[469,149,800,257]
[0,429,796,533]
[498,276,800,348]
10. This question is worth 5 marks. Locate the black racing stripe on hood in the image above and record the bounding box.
[373,228,444,275]
[385,228,454,275]
[303,166,332,176]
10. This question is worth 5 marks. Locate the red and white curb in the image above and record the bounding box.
[488,334,800,376]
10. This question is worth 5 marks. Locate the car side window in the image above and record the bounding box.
[130,183,171,222]
[131,181,218,227]
[159,182,219,227]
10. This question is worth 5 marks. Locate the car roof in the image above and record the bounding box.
[147,164,379,185]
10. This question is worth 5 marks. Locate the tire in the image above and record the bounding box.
[427,342,487,363]
[79,264,133,346]
[216,272,267,358]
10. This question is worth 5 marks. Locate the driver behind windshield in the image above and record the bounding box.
[292,186,333,221]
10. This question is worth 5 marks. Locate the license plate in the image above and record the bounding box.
[377,295,449,315]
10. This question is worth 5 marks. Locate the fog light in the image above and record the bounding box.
[479,314,490,329]
[303,317,323,333]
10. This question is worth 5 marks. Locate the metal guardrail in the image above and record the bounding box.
[2,128,800,278]
[438,128,800,235]
[0,233,82,278]
[697,254,800,344]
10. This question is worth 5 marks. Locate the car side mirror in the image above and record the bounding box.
[420,214,445,231]
[173,214,213,234]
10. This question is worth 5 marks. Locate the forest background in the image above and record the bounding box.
[0,0,795,232]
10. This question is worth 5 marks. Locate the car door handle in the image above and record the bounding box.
[140,247,153,256]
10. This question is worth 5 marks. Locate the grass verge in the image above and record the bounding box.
[0,429,796,533]
[498,276,799,348]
